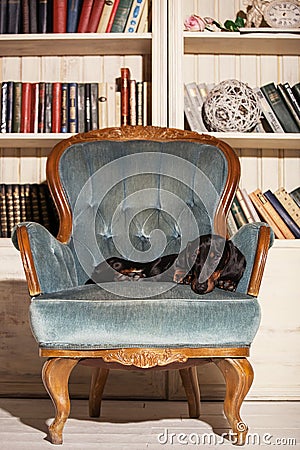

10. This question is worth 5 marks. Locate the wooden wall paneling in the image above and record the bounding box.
[61,56,84,82]
[40,56,61,81]
[217,0,237,23]
[283,150,300,191]
[195,0,215,18]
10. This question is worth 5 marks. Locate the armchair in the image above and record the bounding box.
[12,126,272,445]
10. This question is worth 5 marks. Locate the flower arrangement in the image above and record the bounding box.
[184,14,245,32]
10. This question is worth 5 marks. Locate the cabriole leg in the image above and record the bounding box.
[179,366,200,418]
[89,368,109,417]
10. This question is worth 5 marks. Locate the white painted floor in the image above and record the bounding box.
[0,399,299,449]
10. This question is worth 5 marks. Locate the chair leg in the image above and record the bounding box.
[89,368,110,418]
[42,357,79,445]
[179,366,200,418]
[214,358,254,446]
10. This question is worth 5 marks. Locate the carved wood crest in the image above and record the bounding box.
[102,348,188,368]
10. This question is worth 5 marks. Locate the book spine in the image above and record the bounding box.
[274,187,300,228]
[107,82,116,127]
[5,184,14,237]
[24,183,32,220]
[283,82,300,120]
[77,0,93,32]
[0,0,8,33]
[90,83,99,129]
[86,0,105,32]
[6,81,14,133]
[30,184,41,223]
[111,0,133,32]
[77,83,85,132]
[105,0,120,32]
[129,78,136,125]
[241,188,260,222]
[97,82,107,128]
[61,83,69,132]
[277,83,300,129]
[136,81,143,125]
[124,0,146,33]
[289,187,300,209]
[230,196,248,229]
[1,82,8,133]
[184,87,200,133]
[96,0,115,32]
[184,83,207,132]
[52,82,62,133]
[115,90,121,126]
[29,0,37,32]
[38,0,48,32]
[227,210,238,238]
[19,184,27,222]
[120,67,130,125]
[261,82,300,133]
[136,0,148,32]
[67,0,82,32]
[291,83,300,105]
[12,184,21,227]
[0,184,8,238]
[21,0,30,33]
[30,82,39,133]
[254,87,284,133]
[44,82,52,133]
[7,0,21,33]
[235,186,255,223]
[249,190,285,239]
[38,183,50,229]
[143,80,149,125]
[13,82,22,133]
[264,190,299,238]
[53,0,67,32]
[20,83,32,133]
[68,82,78,133]
[38,82,46,133]
[84,83,92,131]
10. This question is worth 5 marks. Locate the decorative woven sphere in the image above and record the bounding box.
[203,79,261,132]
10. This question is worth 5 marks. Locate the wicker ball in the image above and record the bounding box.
[203,79,261,132]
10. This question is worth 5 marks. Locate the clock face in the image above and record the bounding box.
[264,0,300,28]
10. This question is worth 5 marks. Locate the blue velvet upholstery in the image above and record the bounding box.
[12,137,271,351]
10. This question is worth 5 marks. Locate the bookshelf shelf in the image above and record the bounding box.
[184,31,300,55]
[0,33,152,56]
[0,133,74,148]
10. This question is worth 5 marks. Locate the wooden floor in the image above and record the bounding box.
[0,399,299,449]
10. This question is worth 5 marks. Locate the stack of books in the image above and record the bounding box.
[0,0,151,34]
[227,186,300,239]
[184,81,300,133]
[0,69,150,133]
[0,183,59,238]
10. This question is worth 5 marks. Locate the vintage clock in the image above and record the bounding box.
[264,0,300,28]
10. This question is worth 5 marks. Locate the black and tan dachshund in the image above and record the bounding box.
[86,234,246,295]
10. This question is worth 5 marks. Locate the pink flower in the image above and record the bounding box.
[184,15,206,32]
[203,16,214,25]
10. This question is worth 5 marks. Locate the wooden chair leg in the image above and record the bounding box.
[179,366,200,418]
[42,357,79,445]
[214,357,254,446]
[89,368,109,418]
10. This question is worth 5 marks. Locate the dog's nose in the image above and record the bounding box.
[191,280,208,294]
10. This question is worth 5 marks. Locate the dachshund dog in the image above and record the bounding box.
[86,234,246,295]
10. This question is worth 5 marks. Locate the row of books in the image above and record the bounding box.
[0,76,149,133]
[0,183,59,238]
[184,81,300,134]
[0,0,150,34]
[227,186,300,239]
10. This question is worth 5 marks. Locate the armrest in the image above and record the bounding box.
[230,222,274,296]
[12,222,78,296]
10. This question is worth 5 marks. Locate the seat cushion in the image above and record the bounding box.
[30,282,261,350]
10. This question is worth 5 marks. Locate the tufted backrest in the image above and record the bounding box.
[47,127,240,284]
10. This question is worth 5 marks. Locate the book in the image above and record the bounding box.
[30,82,39,133]
[13,82,22,133]
[0,0,7,33]
[283,82,300,120]
[38,82,46,133]
[20,82,32,133]
[115,89,121,126]
[30,183,41,223]
[77,0,94,32]
[38,0,48,32]
[264,189,300,238]
[77,83,85,132]
[5,184,14,236]
[124,0,146,33]
[97,82,107,128]
[105,0,120,32]
[241,188,260,222]
[107,82,116,127]
[249,189,286,239]
[21,0,30,33]
[129,79,136,125]
[136,0,148,32]
[184,86,201,133]
[292,82,300,105]
[260,82,300,133]
[86,0,105,32]
[90,83,98,129]
[61,83,69,132]
[120,67,130,125]
[143,80,149,125]
[96,0,116,32]
[12,184,21,227]
[7,0,21,33]
[254,87,284,133]
[0,82,8,133]
[44,82,52,133]
[274,187,300,228]
[53,0,67,32]
[277,83,300,129]
[19,184,27,222]
[6,81,14,133]
[67,0,83,32]
[52,82,62,133]
[136,80,143,125]
[84,83,92,131]
[111,0,133,32]
[227,210,238,238]
[184,82,207,132]
[29,0,37,34]
[235,186,256,223]
[0,184,8,238]
[231,196,248,229]
[68,82,78,133]
[289,186,300,209]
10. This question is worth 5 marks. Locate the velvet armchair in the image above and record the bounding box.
[12,126,272,445]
